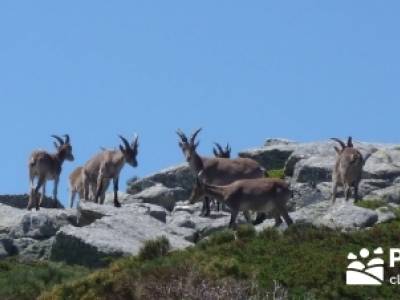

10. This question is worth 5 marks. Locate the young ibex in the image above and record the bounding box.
[177,128,264,216]
[213,143,231,159]
[82,135,139,207]
[190,175,293,228]
[331,137,364,203]
[28,135,74,210]
[69,165,111,208]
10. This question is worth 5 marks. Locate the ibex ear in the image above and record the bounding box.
[119,145,125,153]
[53,142,60,149]
[194,141,199,149]
[179,142,184,149]
[334,146,341,155]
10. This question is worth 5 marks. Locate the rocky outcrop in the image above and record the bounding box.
[50,202,193,267]
[0,194,64,209]
[0,204,76,261]
[127,164,194,198]
[239,139,297,170]
[1,137,400,266]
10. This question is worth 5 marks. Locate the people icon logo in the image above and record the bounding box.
[346,247,384,285]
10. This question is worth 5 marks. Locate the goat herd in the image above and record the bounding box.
[27,130,365,228]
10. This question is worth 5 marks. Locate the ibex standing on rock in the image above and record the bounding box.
[331,137,364,203]
[82,135,139,207]
[190,175,293,228]
[28,135,74,210]
[177,129,264,216]
[69,166,110,208]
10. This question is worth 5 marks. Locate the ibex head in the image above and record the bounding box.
[119,134,139,167]
[213,142,231,158]
[176,128,201,162]
[52,134,74,161]
[330,137,353,155]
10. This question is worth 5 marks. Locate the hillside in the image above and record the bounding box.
[1,138,400,299]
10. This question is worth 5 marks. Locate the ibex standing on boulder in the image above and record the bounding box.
[69,166,110,208]
[28,135,74,210]
[331,137,364,203]
[82,135,139,207]
[190,175,293,228]
[177,129,264,216]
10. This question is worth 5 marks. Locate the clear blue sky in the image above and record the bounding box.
[0,1,399,205]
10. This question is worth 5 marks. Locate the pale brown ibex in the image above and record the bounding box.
[177,128,264,216]
[82,135,139,207]
[69,165,111,208]
[28,135,74,210]
[190,175,293,228]
[331,137,364,203]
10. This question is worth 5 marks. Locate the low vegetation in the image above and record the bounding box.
[0,259,88,300]
[266,168,285,179]
[355,198,387,210]
[39,220,400,299]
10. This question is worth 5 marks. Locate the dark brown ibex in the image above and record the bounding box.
[190,175,293,228]
[82,135,139,207]
[177,128,264,216]
[28,135,74,210]
[331,137,364,203]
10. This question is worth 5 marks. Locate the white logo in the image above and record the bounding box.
[346,247,384,285]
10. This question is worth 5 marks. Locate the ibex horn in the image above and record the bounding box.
[347,136,353,148]
[176,129,188,143]
[51,135,64,146]
[131,133,139,148]
[64,134,70,144]
[330,138,346,149]
[119,135,130,149]
[214,142,224,154]
[190,128,202,145]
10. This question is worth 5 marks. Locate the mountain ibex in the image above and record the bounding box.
[190,175,293,228]
[69,166,110,208]
[28,135,74,210]
[177,128,264,216]
[331,137,364,203]
[82,135,139,207]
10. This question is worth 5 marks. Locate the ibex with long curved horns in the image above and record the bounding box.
[82,135,139,207]
[331,137,364,203]
[28,135,74,210]
[177,128,264,216]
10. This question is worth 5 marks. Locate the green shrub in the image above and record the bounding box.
[266,168,285,179]
[355,198,387,210]
[207,229,236,246]
[0,259,87,300]
[236,224,256,240]
[138,236,171,261]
